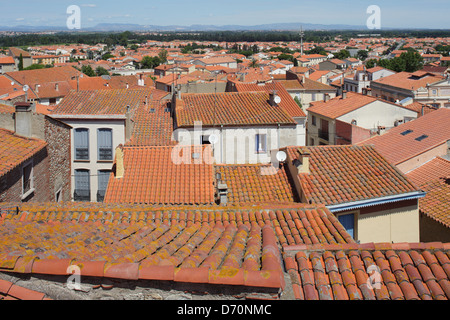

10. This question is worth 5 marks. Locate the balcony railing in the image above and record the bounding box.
[74,189,90,202]
[98,148,113,161]
[75,147,89,160]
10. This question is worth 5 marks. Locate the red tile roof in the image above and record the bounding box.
[371,71,444,91]
[0,202,355,299]
[6,66,82,87]
[307,92,378,119]
[0,280,50,300]
[176,92,296,127]
[233,82,306,118]
[126,99,176,147]
[52,88,168,116]
[214,164,298,205]
[418,177,450,228]
[407,157,450,187]
[284,145,420,207]
[0,128,47,177]
[284,242,450,300]
[358,108,450,166]
[104,145,215,205]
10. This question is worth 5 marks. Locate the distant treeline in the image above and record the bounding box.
[1,29,450,48]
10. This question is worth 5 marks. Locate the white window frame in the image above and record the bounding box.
[255,133,267,154]
[21,160,34,200]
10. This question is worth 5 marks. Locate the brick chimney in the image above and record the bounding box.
[14,102,33,138]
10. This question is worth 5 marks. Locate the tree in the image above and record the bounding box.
[95,66,110,76]
[294,96,303,110]
[141,56,161,69]
[249,59,259,68]
[334,49,350,60]
[158,49,168,63]
[357,50,369,61]
[400,51,424,72]
[81,65,95,77]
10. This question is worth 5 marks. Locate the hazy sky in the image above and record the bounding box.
[3,0,449,29]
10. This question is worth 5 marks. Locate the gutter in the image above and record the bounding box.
[326,190,427,213]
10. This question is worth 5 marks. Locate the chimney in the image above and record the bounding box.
[125,105,132,142]
[55,83,59,91]
[341,90,347,99]
[295,149,310,174]
[324,93,330,102]
[217,182,228,205]
[14,102,33,138]
[115,145,125,179]
[35,84,40,93]
[269,90,278,106]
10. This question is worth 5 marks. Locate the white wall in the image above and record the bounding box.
[64,119,126,202]
[337,100,418,131]
[175,124,302,164]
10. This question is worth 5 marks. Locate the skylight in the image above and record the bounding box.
[415,134,428,141]
[400,129,413,136]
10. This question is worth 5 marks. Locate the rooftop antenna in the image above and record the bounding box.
[299,25,305,56]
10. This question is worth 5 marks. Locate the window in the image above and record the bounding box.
[255,134,267,153]
[74,169,90,201]
[97,128,113,161]
[97,170,110,202]
[311,115,316,126]
[22,161,34,199]
[338,213,356,239]
[400,129,413,136]
[415,134,428,141]
[201,135,211,145]
[74,128,89,160]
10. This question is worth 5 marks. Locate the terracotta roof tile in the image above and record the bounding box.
[214,164,298,205]
[418,177,450,228]
[126,99,176,147]
[307,92,378,119]
[104,145,215,205]
[284,243,450,300]
[52,88,168,116]
[176,92,296,127]
[233,81,306,118]
[284,145,420,207]
[0,128,47,177]
[0,202,353,297]
[359,108,450,166]
[372,71,443,91]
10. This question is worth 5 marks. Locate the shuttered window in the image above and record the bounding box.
[74,128,89,160]
[97,170,110,202]
[98,128,113,161]
[74,169,90,201]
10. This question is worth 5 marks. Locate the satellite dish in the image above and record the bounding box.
[23,85,29,92]
[274,95,281,104]
[208,134,219,144]
[276,151,287,162]
[11,81,15,86]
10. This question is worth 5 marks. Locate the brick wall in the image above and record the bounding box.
[44,116,71,201]
[0,110,71,202]
[0,148,52,203]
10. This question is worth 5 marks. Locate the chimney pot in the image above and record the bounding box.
[14,102,33,137]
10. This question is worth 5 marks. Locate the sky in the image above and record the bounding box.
[2,0,449,30]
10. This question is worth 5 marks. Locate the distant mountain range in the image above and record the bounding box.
[0,22,380,33]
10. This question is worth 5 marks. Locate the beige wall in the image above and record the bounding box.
[356,200,420,243]
[398,143,448,173]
